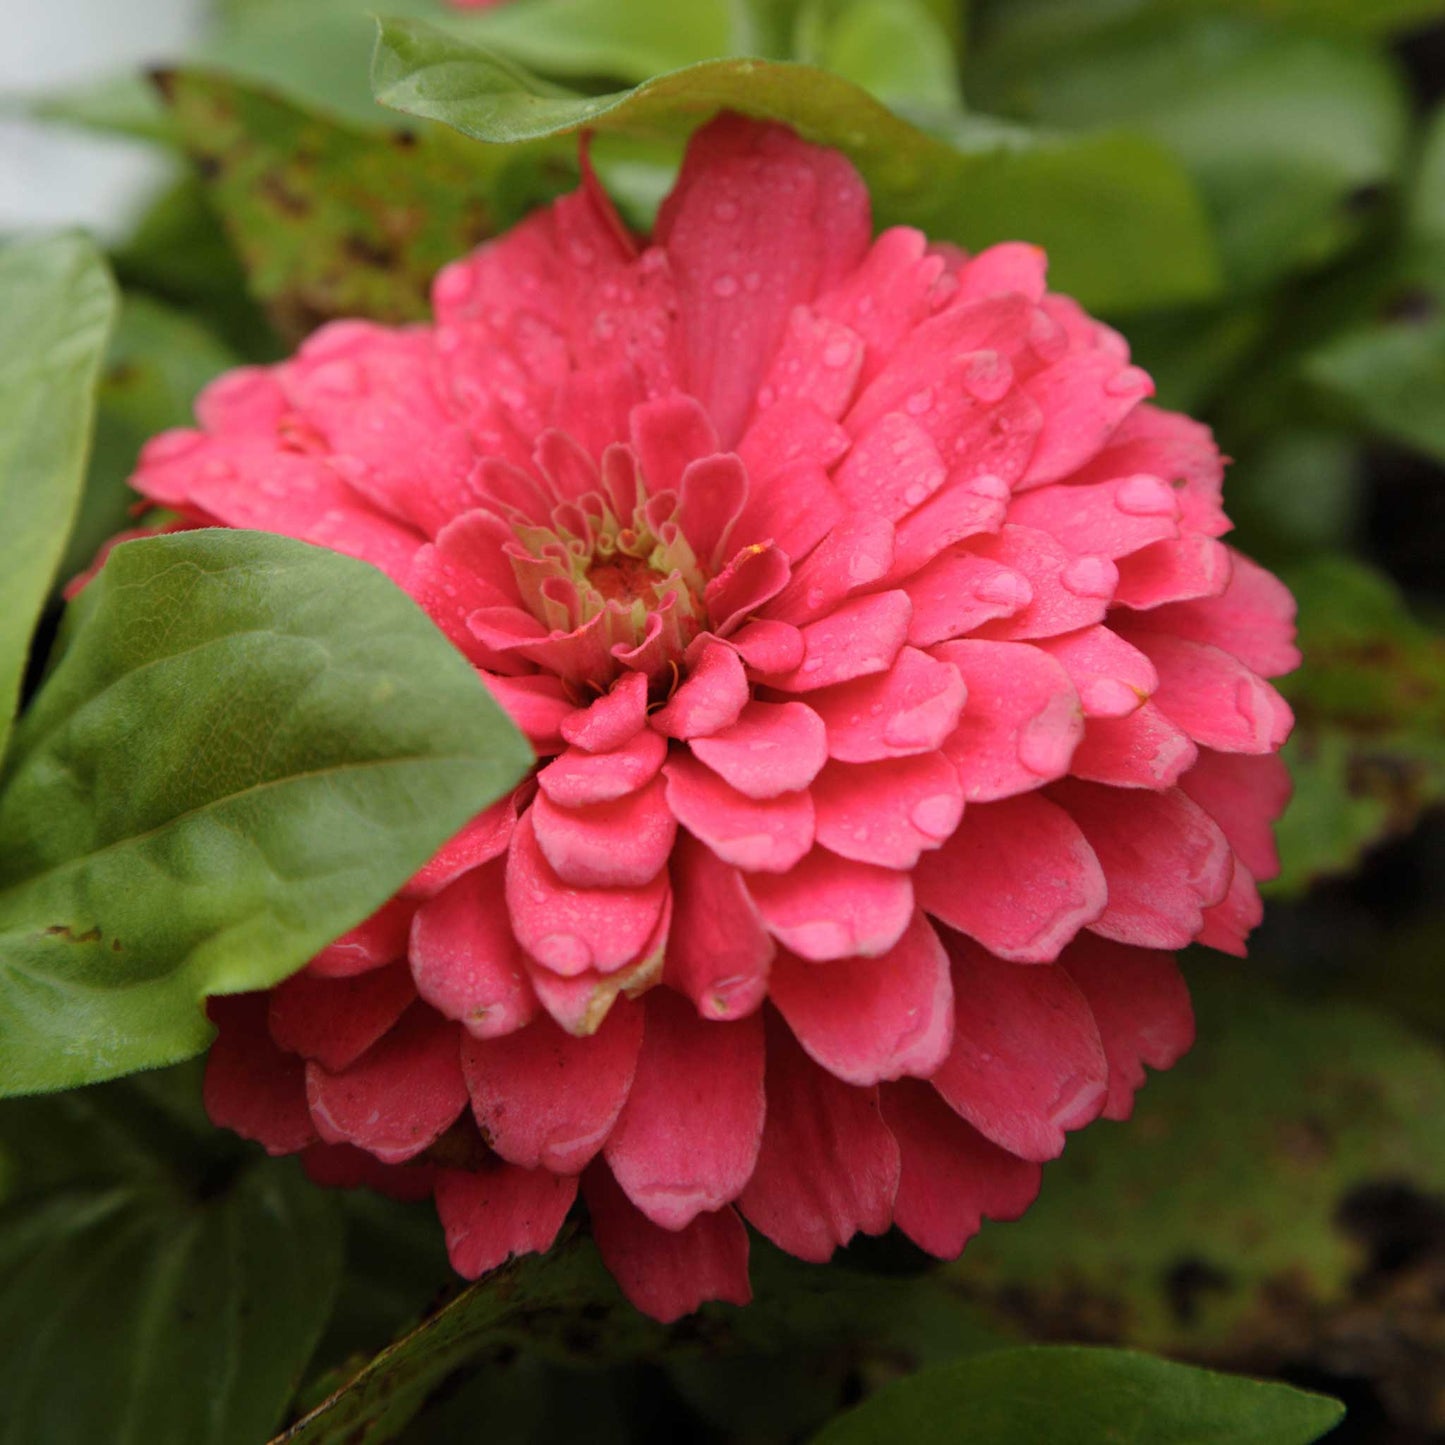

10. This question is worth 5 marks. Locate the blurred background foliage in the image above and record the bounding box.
[5,0,1445,1440]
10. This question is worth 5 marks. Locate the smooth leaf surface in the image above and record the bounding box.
[810,1345,1342,1445]
[371,18,1221,314]
[157,69,516,342]
[958,973,1445,1358]
[0,530,532,1095]
[0,235,117,762]
[0,1066,342,1445]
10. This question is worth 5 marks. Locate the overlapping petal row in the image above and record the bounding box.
[128,116,1297,1322]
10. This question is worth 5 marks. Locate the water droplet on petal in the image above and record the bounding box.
[910,794,960,839]
[823,340,854,369]
[1114,474,1176,517]
[712,275,740,299]
[905,389,934,416]
[1060,556,1118,599]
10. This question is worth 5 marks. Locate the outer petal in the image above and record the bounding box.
[584,1165,752,1323]
[461,998,643,1173]
[1178,749,1291,882]
[1068,703,1198,791]
[770,592,913,691]
[967,524,1117,642]
[737,1013,900,1261]
[305,1005,468,1164]
[1006,472,1180,560]
[308,898,415,979]
[811,753,963,869]
[807,647,967,763]
[204,994,317,1155]
[914,793,1106,962]
[769,911,954,1085]
[1053,779,1234,949]
[434,1165,577,1278]
[402,796,518,900]
[932,939,1108,1161]
[537,730,668,807]
[881,1077,1042,1258]
[1196,863,1264,957]
[690,700,828,799]
[1060,933,1195,1121]
[665,831,776,1021]
[603,988,766,1229]
[664,753,814,874]
[747,849,914,961]
[410,860,538,1039]
[935,639,1083,800]
[1036,625,1157,720]
[531,775,678,888]
[267,964,417,1073]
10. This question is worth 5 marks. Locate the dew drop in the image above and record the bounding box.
[905,388,934,416]
[903,483,928,507]
[1060,556,1118,599]
[823,340,854,369]
[712,275,740,299]
[1114,474,1176,517]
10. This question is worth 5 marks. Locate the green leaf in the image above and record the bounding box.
[810,1345,1343,1445]
[59,296,239,589]
[156,69,516,343]
[0,1069,343,1445]
[973,16,1408,291]
[957,973,1445,1361]
[371,18,1220,315]
[0,236,117,763]
[0,530,532,1096]
[1272,556,1445,894]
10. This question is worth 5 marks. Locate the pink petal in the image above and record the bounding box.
[769,911,954,1085]
[1113,535,1231,609]
[758,305,866,421]
[308,898,416,979]
[654,114,871,446]
[703,544,793,636]
[301,1141,434,1202]
[833,411,947,521]
[664,752,814,874]
[1068,703,1198,790]
[677,453,749,567]
[914,793,1106,963]
[808,646,967,763]
[731,455,844,562]
[1018,351,1154,488]
[1006,473,1180,559]
[506,809,670,977]
[651,642,749,740]
[888,471,1012,579]
[402,795,518,900]
[584,1165,752,1323]
[966,525,1117,642]
[689,699,827,799]
[904,550,1033,647]
[1196,862,1263,957]
[628,394,719,497]
[410,861,538,1039]
[482,673,573,755]
[268,964,417,1073]
[527,936,665,1038]
[881,1077,1041,1258]
[434,1164,577,1278]
[665,831,776,1021]
[603,988,765,1228]
[204,994,317,1155]
[1178,749,1290,882]
[771,591,913,691]
[1037,625,1158,719]
[816,227,943,378]
[461,997,643,1173]
[730,618,806,674]
[934,639,1083,800]
[1143,549,1299,678]
[737,1013,900,1261]
[560,669,649,752]
[538,729,668,807]
[1053,779,1234,949]
[811,754,963,868]
[932,938,1108,1161]
[1060,933,1194,1121]
[531,775,677,888]
[1118,630,1294,755]
[747,849,914,961]
[767,511,896,627]
[306,1005,468,1164]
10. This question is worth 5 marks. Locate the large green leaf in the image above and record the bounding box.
[1273,557,1445,894]
[810,1345,1342,1445]
[0,1067,343,1445]
[59,296,238,589]
[0,236,117,763]
[156,69,522,342]
[371,18,1221,315]
[957,973,1445,1367]
[0,530,532,1095]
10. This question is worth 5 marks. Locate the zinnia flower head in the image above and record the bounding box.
[128,116,1297,1322]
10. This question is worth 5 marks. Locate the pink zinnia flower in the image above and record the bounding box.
[129,116,1296,1322]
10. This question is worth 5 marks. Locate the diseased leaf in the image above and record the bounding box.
[0,530,532,1095]
[1274,557,1445,894]
[0,236,117,762]
[156,69,521,342]
[956,974,1445,1367]
[0,1068,342,1445]
[810,1345,1342,1445]
[371,17,1221,315]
